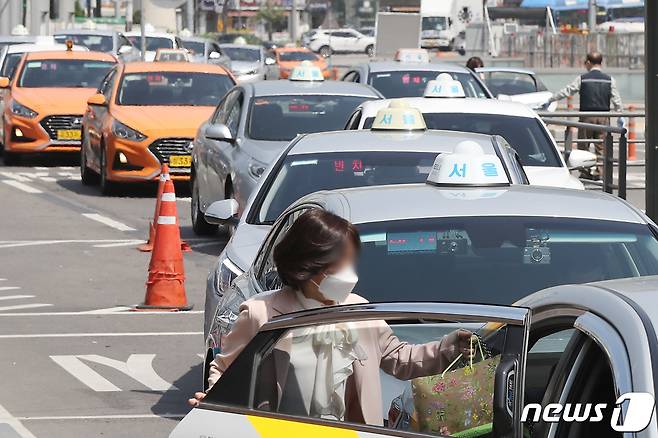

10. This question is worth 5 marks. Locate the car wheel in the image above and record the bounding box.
[2,151,19,166]
[365,45,375,57]
[99,146,114,195]
[319,45,332,58]
[80,137,99,186]
[191,174,218,235]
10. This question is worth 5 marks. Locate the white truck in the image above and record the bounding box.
[420,0,482,51]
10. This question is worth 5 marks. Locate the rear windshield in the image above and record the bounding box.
[248,95,371,141]
[118,72,234,106]
[18,59,114,88]
[354,217,658,304]
[369,71,488,98]
[364,113,561,167]
[255,151,438,224]
[55,34,113,52]
[182,41,205,55]
[278,51,318,62]
[127,36,174,51]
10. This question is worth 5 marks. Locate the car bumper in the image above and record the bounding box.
[105,135,192,183]
[4,114,81,153]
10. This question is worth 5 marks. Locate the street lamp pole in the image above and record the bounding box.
[646,0,658,219]
[587,0,596,30]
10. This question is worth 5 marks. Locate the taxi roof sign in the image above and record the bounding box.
[290,60,325,82]
[424,73,466,98]
[427,140,509,187]
[370,100,426,131]
[394,48,430,63]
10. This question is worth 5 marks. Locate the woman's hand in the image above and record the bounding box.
[187,392,206,407]
[444,329,475,360]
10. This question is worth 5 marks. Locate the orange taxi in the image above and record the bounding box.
[0,49,116,165]
[81,62,235,194]
[271,47,329,79]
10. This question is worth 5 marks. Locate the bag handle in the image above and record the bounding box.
[441,334,486,378]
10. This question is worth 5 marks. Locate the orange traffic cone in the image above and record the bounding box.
[138,165,170,252]
[137,179,191,311]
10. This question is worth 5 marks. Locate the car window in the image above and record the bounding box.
[363,113,561,167]
[369,71,488,98]
[54,34,114,52]
[481,72,539,96]
[1,53,23,78]
[99,68,117,100]
[221,46,260,62]
[278,51,318,62]
[183,40,205,55]
[224,92,243,137]
[126,36,174,51]
[353,217,658,305]
[212,89,237,124]
[247,95,372,141]
[206,313,527,437]
[344,108,362,129]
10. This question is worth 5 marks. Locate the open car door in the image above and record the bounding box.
[171,302,531,438]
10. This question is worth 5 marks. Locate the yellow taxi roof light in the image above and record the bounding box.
[426,140,509,186]
[394,48,430,63]
[424,73,466,98]
[290,60,325,82]
[370,100,426,131]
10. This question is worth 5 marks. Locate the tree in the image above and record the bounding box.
[257,1,286,41]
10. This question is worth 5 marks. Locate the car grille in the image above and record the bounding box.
[148,138,192,173]
[40,115,83,140]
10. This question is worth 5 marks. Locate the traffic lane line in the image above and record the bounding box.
[81,213,136,232]
[0,403,37,438]
[1,180,43,194]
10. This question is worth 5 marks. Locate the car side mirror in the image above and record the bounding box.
[209,51,221,59]
[204,199,239,224]
[0,77,9,88]
[567,149,597,170]
[118,45,133,55]
[87,93,107,106]
[265,57,276,65]
[205,123,234,143]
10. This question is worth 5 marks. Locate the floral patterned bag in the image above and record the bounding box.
[410,335,500,437]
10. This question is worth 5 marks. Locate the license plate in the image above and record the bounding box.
[169,155,191,167]
[56,129,81,141]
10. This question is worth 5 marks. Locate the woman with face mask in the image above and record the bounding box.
[190,209,472,424]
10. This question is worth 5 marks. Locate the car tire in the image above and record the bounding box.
[80,137,99,186]
[191,174,218,236]
[2,151,19,166]
[319,45,332,58]
[99,146,114,196]
[365,45,375,57]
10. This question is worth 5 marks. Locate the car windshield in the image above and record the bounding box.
[126,36,174,51]
[256,151,438,224]
[54,34,113,52]
[369,71,488,98]
[278,51,318,62]
[354,217,658,304]
[422,16,447,31]
[117,72,233,106]
[248,95,371,141]
[182,41,205,55]
[363,113,560,167]
[222,47,260,62]
[480,71,548,95]
[18,59,114,88]
[1,53,22,78]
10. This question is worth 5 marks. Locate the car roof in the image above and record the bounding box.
[288,129,499,155]
[301,184,645,225]
[124,31,176,38]
[121,61,230,74]
[476,66,536,75]
[24,50,115,61]
[248,79,381,97]
[7,43,87,54]
[219,43,261,50]
[359,97,539,119]
[364,61,473,74]
[54,29,117,36]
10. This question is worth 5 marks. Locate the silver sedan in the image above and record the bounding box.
[190,79,381,235]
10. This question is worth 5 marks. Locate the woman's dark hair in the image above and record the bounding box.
[466,56,484,71]
[273,209,360,289]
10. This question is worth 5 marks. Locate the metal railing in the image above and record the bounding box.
[538,110,645,200]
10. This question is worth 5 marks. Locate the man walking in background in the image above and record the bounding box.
[546,51,624,180]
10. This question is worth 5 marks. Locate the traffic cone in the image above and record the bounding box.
[137,179,192,311]
[137,165,170,252]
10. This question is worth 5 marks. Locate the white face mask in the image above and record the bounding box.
[313,265,358,303]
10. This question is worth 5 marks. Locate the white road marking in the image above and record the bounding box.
[17,413,185,421]
[39,176,57,182]
[0,239,146,249]
[0,295,34,301]
[58,172,73,177]
[78,306,134,314]
[34,166,48,170]
[0,310,203,316]
[178,197,192,203]
[0,286,20,291]
[0,331,201,338]
[81,214,136,231]
[59,166,74,170]
[2,180,42,194]
[93,240,145,248]
[0,171,31,182]
[0,403,37,438]
[0,303,53,312]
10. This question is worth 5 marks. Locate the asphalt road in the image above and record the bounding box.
[0,153,224,437]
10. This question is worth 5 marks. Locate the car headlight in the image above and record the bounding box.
[11,101,37,118]
[212,254,243,298]
[112,120,146,142]
[248,159,267,180]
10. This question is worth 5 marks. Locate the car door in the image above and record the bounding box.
[174,302,530,438]
[329,31,350,51]
[86,67,117,169]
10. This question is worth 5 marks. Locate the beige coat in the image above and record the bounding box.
[207,287,462,426]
